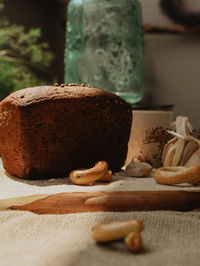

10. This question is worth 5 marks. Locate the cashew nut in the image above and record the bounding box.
[92,219,143,242]
[125,232,142,253]
[154,165,200,185]
[69,161,108,185]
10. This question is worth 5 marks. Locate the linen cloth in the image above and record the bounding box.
[1,210,200,266]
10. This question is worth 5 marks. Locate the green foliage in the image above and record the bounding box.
[0,0,55,100]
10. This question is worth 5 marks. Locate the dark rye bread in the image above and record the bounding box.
[0,85,132,179]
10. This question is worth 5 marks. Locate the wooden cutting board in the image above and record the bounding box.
[10,190,200,214]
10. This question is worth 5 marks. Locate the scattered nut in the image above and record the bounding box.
[125,232,142,253]
[92,219,143,242]
[69,161,108,185]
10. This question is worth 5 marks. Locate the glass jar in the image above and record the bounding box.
[65,0,144,105]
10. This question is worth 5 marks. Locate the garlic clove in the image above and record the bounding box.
[125,159,152,177]
[162,137,177,166]
[180,140,199,166]
[171,138,185,166]
[184,147,200,167]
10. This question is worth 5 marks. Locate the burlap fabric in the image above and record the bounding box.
[1,210,200,266]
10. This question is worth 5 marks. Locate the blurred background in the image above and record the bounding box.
[1,0,200,127]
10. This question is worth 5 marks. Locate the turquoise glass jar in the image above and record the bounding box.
[65,0,144,105]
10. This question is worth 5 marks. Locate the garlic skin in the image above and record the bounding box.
[162,116,200,168]
[163,116,192,167]
[125,159,152,177]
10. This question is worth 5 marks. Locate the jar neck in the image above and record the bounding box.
[70,0,140,7]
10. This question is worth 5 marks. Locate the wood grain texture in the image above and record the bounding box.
[10,190,200,214]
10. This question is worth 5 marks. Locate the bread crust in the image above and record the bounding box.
[0,85,132,179]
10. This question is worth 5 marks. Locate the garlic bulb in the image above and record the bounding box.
[162,116,200,167]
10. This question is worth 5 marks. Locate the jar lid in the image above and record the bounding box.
[132,104,174,111]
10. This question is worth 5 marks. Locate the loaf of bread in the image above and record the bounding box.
[0,84,132,179]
